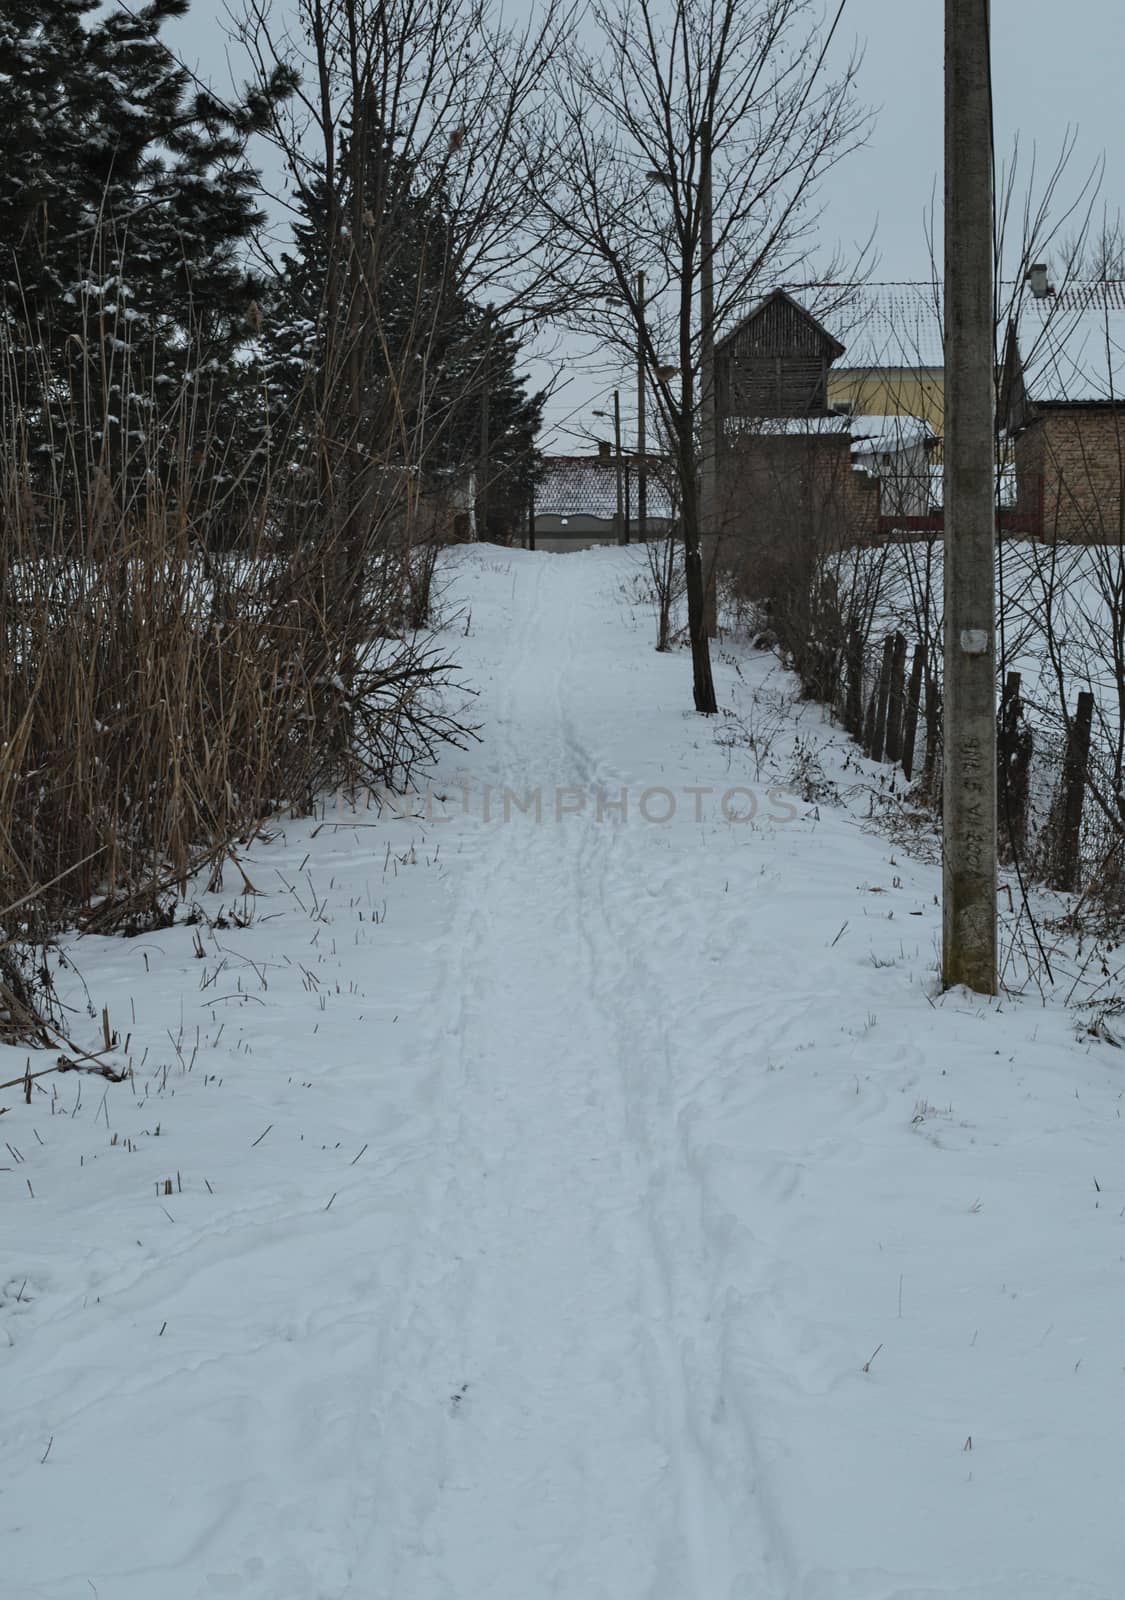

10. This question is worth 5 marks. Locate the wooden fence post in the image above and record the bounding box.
[923,676,942,798]
[863,687,877,756]
[884,632,908,765]
[997,670,1032,862]
[901,644,925,782]
[846,626,863,736]
[1048,689,1094,892]
[870,636,895,762]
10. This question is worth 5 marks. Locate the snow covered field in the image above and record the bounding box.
[2,546,1123,1600]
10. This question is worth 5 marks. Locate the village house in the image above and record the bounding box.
[538,277,1125,564]
[823,274,1125,542]
[826,282,946,444]
[1000,278,1125,542]
[711,289,936,555]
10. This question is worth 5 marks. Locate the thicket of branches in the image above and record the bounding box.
[528,0,869,713]
[0,0,553,1037]
[770,142,1125,936]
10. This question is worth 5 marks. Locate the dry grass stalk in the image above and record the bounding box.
[0,280,474,1042]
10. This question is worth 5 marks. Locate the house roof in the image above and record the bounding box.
[535,456,675,520]
[715,282,947,368]
[848,414,936,452]
[828,282,945,369]
[1011,282,1125,405]
[722,412,934,449]
[722,278,1125,399]
[714,287,846,361]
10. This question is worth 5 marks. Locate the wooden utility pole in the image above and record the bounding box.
[700,118,719,637]
[478,308,493,538]
[636,270,647,543]
[595,394,629,543]
[943,0,997,993]
[613,390,626,544]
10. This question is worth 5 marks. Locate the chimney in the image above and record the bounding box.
[1027,262,1053,299]
[597,439,612,460]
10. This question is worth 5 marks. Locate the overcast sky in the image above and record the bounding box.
[825,0,1122,279]
[172,0,1125,450]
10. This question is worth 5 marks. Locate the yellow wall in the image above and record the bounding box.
[827,367,945,433]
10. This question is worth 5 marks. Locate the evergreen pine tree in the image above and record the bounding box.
[265,133,542,538]
[0,0,294,491]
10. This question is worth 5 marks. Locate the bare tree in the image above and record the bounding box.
[644,438,686,651]
[232,0,572,612]
[531,0,868,713]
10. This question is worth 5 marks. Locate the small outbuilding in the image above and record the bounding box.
[1000,280,1125,542]
[847,413,938,520]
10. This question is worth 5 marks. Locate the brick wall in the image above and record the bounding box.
[716,435,843,550]
[844,464,881,544]
[1013,420,1045,521]
[715,433,882,556]
[1016,408,1125,541]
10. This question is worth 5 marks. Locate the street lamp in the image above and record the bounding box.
[601,274,649,542]
[593,394,629,545]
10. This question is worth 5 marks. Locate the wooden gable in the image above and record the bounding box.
[715,289,845,423]
[998,319,1031,433]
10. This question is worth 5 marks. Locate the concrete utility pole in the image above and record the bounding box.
[943,0,997,993]
[636,270,647,543]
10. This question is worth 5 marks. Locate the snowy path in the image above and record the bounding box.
[340,556,778,1597]
[3,548,1125,1600]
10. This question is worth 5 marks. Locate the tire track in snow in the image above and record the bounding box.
[336,556,558,1598]
[401,556,679,1598]
[549,571,790,1598]
[340,553,768,1600]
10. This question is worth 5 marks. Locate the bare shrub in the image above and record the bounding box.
[0,300,472,1037]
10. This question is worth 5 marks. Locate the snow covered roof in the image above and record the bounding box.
[723,413,933,451]
[1014,282,1125,404]
[724,415,851,438]
[848,414,935,452]
[829,283,945,369]
[536,456,675,519]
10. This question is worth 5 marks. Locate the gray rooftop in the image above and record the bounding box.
[536,457,675,520]
[829,282,945,369]
[726,279,1125,401]
[1015,282,1125,404]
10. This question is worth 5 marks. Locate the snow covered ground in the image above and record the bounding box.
[3,546,1124,1600]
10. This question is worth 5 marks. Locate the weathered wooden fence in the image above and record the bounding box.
[836,620,1097,892]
